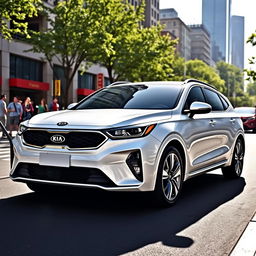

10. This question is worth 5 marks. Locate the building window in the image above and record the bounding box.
[10,54,43,82]
[173,21,176,26]
[104,77,110,87]
[78,72,96,90]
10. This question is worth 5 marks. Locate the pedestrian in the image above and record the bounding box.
[7,96,23,137]
[0,94,7,139]
[22,97,34,121]
[38,98,48,113]
[49,97,59,111]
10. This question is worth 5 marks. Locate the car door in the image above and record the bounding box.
[195,87,235,168]
[181,85,220,173]
[182,85,233,174]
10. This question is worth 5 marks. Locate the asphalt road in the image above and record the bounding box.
[0,133,255,256]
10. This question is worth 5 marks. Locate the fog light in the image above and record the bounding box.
[126,151,143,181]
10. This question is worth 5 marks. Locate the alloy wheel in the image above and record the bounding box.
[234,141,244,176]
[162,152,182,201]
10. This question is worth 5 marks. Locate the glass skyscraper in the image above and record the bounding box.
[231,16,244,70]
[202,0,231,63]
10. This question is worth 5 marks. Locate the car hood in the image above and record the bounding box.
[27,109,172,129]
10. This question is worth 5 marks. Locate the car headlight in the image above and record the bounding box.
[18,124,28,135]
[106,124,156,139]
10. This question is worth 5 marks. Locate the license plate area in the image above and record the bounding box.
[39,153,70,167]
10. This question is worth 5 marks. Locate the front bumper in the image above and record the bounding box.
[10,134,161,192]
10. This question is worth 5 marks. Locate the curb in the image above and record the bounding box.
[230,212,256,256]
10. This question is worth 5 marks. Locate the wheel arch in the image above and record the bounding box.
[153,136,187,190]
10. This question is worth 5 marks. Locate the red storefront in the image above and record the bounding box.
[9,78,49,105]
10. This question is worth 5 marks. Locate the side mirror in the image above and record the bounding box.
[186,101,212,118]
[67,103,77,110]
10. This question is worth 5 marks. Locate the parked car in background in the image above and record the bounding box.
[235,107,256,133]
[10,79,245,207]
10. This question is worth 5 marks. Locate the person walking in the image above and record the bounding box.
[0,94,7,139]
[7,96,23,137]
[22,97,34,120]
[38,98,48,113]
[49,97,59,111]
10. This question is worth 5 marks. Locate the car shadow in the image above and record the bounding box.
[0,173,245,256]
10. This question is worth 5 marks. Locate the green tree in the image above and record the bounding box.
[29,0,102,107]
[90,0,177,83]
[216,61,244,97]
[246,81,256,96]
[115,26,177,82]
[174,59,225,92]
[0,0,41,39]
[246,31,256,80]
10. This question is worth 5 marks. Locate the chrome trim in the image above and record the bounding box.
[21,128,108,150]
[11,177,140,190]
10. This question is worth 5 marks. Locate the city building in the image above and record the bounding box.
[160,10,191,60]
[159,8,178,19]
[128,0,160,27]
[188,24,211,66]
[202,0,232,63]
[231,15,244,70]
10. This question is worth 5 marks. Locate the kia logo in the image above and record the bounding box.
[57,122,68,126]
[50,135,65,143]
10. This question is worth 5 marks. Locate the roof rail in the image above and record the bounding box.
[184,79,216,89]
[108,81,131,87]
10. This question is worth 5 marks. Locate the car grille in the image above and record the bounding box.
[22,130,107,149]
[12,163,116,187]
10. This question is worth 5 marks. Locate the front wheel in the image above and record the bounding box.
[222,138,244,178]
[153,146,184,207]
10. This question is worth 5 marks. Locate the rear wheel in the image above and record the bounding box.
[222,138,244,178]
[153,146,184,207]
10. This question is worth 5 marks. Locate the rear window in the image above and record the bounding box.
[75,84,183,110]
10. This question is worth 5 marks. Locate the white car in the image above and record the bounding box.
[10,79,245,206]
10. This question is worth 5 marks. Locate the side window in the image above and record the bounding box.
[219,95,229,110]
[184,86,205,110]
[203,88,224,111]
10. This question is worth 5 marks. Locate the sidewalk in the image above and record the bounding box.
[230,212,256,256]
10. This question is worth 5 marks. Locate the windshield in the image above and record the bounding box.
[235,107,256,115]
[75,84,183,110]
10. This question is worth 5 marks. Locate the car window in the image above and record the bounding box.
[75,84,183,109]
[184,86,205,109]
[219,95,229,110]
[203,88,224,111]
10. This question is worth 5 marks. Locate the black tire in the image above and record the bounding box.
[253,128,256,133]
[153,146,184,207]
[222,138,244,179]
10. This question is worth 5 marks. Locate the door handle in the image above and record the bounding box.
[230,118,236,124]
[209,120,216,126]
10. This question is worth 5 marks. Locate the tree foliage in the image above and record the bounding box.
[246,31,256,81]
[90,0,177,83]
[29,0,102,107]
[0,0,41,39]
[216,61,244,97]
[216,61,252,107]
[171,58,225,92]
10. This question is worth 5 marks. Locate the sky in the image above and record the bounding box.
[159,0,256,71]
